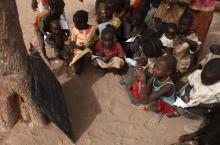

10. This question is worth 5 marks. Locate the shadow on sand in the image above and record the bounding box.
[62,64,104,142]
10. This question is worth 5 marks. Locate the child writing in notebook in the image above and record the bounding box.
[69,10,98,74]
[173,58,220,109]
[93,26,125,70]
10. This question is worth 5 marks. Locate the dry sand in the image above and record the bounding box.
[0,0,219,145]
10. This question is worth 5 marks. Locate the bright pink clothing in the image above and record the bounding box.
[190,0,216,11]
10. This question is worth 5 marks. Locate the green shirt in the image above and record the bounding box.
[38,13,51,32]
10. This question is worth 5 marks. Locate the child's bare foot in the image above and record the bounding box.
[147,112,163,127]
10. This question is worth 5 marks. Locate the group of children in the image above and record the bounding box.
[32,0,220,144]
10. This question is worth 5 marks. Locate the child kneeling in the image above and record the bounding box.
[92,26,125,70]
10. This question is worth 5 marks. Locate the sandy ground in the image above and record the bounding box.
[0,0,219,145]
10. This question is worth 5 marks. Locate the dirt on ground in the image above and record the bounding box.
[0,0,219,145]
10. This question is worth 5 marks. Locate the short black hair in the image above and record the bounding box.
[101,25,116,39]
[73,10,88,25]
[48,0,65,10]
[142,38,164,58]
[201,58,220,85]
[166,23,177,32]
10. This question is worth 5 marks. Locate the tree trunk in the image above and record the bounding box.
[0,0,47,131]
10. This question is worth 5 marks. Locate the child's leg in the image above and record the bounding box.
[54,48,63,60]
[73,57,84,74]
[37,31,50,64]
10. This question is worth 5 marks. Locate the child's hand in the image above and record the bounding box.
[103,57,111,62]
[46,33,52,39]
[181,95,190,103]
[78,45,86,50]
[136,67,146,83]
[96,52,104,57]
[174,36,185,46]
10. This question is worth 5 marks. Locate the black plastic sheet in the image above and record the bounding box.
[29,46,74,142]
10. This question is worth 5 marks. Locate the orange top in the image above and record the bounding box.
[95,41,124,58]
[33,10,49,32]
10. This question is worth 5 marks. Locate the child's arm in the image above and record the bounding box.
[199,102,220,110]
[70,41,85,50]
[62,29,70,38]
[137,69,152,99]
[148,84,174,101]
[180,36,198,52]
[181,84,192,103]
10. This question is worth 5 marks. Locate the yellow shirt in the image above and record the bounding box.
[71,25,97,47]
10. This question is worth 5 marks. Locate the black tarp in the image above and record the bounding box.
[29,45,74,142]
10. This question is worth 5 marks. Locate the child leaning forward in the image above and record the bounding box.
[69,10,98,74]
[92,26,125,70]
[138,55,177,119]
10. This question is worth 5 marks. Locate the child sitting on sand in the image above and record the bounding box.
[138,55,177,125]
[124,38,165,105]
[145,55,177,114]
[122,7,148,58]
[121,38,164,99]
[69,10,98,74]
[173,58,220,109]
[45,20,71,64]
[92,26,125,70]
[160,23,177,55]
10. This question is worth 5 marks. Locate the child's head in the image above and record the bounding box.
[131,7,147,27]
[209,44,220,55]
[101,25,116,49]
[50,20,61,34]
[178,12,193,34]
[73,10,89,29]
[105,0,116,18]
[201,58,220,85]
[153,55,177,78]
[165,23,177,40]
[49,0,65,18]
[142,38,164,58]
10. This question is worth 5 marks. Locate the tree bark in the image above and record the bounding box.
[0,0,47,131]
